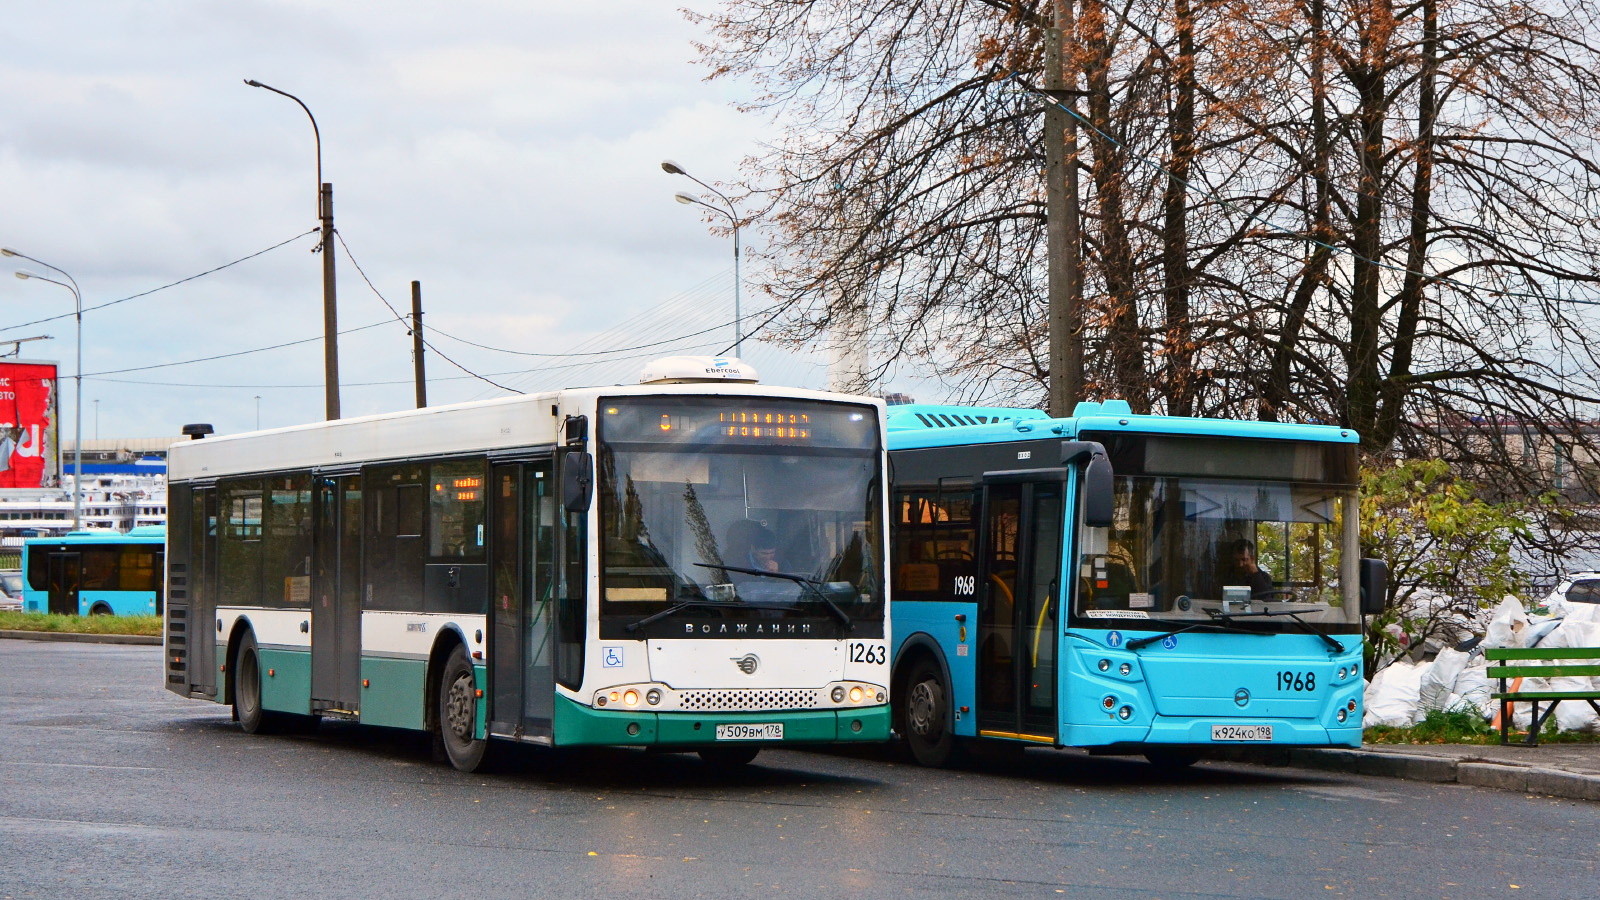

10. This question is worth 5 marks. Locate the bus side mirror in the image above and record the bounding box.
[1081,452,1114,528]
[1359,558,1388,616]
[1061,440,1115,528]
[562,451,593,513]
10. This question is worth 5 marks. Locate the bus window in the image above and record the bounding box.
[220,479,265,607]
[893,489,976,601]
[429,460,486,560]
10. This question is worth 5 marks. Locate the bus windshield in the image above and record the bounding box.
[1073,434,1360,634]
[597,396,883,638]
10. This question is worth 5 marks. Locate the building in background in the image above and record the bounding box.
[0,435,174,564]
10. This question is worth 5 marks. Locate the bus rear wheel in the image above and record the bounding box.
[698,745,760,768]
[89,603,112,616]
[233,632,274,735]
[437,645,490,772]
[903,658,956,767]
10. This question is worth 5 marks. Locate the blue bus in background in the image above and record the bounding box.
[22,526,166,616]
[885,400,1386,767]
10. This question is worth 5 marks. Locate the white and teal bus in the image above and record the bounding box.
[163,357,891,771]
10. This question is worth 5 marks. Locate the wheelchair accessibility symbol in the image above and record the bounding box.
[1162,634,1179,650]
[603,647,624,668]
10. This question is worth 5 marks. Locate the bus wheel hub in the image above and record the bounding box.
[908,680,942,736]
[446,674,475,739]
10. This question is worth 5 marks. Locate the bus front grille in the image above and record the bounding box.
[677,689,820,712]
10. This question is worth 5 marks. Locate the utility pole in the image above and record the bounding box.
[245,80,340,420]
[411,280,427,408]
[320,182,340,419]
[1045,0,1085,417]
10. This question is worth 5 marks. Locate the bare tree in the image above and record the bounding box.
[690,0,1600,506]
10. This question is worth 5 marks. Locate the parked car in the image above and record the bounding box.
[0,569,23,612]
[1544,572,1600,610]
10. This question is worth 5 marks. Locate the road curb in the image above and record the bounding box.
[1211,745,1600,802]
[0,629,160,645]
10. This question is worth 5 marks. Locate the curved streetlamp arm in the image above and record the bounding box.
[244,79,323,217]
[681,172,739,221]
[14,270,79,307]
[4,250,79,298]
[678,194,734,225]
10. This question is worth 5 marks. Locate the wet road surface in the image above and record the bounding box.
[1,640,1596,899]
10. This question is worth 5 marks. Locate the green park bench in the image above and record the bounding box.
[1486,647,1600,746]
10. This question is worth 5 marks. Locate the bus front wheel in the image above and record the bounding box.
[437,645,490,772]
[89,603,112,616]
[903,658,956,767]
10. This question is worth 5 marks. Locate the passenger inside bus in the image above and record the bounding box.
[1227,538,1275,598]
[725,520,781,574]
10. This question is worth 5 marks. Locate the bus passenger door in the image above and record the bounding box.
[193,488,218,694]
[524,461,556,735]
[974,475,1065,742]
[312,475,363,712]
[487,459,555,738]
[489,464,524,732]
[47,552,81,615]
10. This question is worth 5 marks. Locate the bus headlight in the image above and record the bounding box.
[849,687,863,703]
[623,690,639,707]
[832,686,846,703]
[646,689,662,706]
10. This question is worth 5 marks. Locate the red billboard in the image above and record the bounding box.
[0,361,60,489]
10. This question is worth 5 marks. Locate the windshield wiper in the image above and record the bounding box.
[1125,622,1274,650]
[694,562,854,630]
[625,599,741,633]
[1208,608,1345,653]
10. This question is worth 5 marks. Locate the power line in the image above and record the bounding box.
[0,229,321,334]
[85,339,730,390]
[80,319,396,377]
[333,231,524,395]
[424,300,783,358]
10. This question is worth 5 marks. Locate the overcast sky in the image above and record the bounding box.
[0,1,899,441]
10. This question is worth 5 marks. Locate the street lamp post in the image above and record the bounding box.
[661,161,743,358]
[3,248,83,530]
[245,78,341,420]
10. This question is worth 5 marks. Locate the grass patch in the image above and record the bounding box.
[0,610,162,637]
[1365,706,1600,744]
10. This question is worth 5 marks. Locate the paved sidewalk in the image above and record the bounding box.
[0,628,160,645]
[1214,741,1600,802]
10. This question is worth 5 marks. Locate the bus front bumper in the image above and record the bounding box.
[552,694,891,748]
[1061,717,1362,749]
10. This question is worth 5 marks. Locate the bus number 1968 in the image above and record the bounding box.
[952,576,976,596]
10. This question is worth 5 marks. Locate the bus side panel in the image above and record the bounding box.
[358,656,427,731]
[892,601,979,738]
[258,648,313,715]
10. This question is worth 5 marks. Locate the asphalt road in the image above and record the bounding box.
[1,641,1597,900]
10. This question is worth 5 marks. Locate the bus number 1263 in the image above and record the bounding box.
[849,643,887,665]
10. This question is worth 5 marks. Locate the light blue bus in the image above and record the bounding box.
[885,400,1385,767]
[22,526,167,616]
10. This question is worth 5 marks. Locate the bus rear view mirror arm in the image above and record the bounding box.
[1061,441,1114,529]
